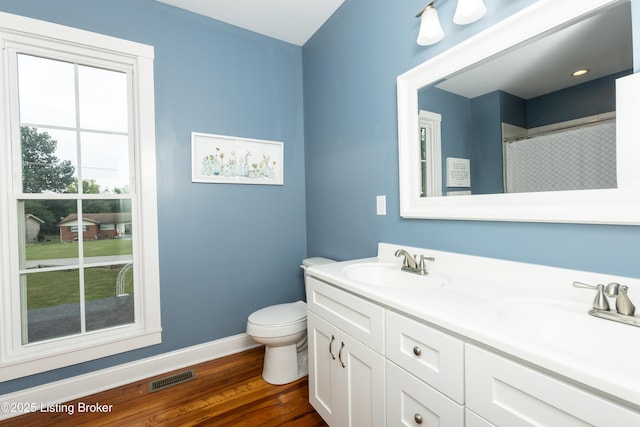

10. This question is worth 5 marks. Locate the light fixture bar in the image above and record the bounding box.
[416,1,435,18]
[417,1,444,46]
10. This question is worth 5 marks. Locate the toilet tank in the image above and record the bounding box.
[301,257,334,270]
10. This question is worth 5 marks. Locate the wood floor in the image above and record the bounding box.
[0,347,327,426]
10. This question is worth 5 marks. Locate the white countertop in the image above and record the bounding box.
[305,243,640,408]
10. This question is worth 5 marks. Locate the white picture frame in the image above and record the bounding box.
[191,132,284,185]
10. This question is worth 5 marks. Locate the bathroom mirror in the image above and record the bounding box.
[397,0,640,223]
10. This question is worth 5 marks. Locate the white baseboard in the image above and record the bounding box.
[0,333,260,420]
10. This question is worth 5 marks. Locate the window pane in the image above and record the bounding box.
[81,200,132,259]
[17,54,76,128]
[78,65,128,132]
[21,127,77,193]
[85,264,134,331]
[21,200,79,270]
[81,132,130,193]
[23,270,81,344]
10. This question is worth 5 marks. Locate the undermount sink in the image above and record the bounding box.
[495,298,636,355]
[343,262,449,290]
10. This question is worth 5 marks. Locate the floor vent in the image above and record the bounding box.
[148,369,195,393]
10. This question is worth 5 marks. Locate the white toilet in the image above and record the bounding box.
[246,257,334,385]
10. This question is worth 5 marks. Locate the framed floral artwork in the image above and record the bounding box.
[191,132,284,185]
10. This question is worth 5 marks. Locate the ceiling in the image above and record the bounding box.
[155,0,345,46]
[436,2,632,99]
[155,1,631,99]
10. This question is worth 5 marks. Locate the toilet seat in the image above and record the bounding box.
[247,301,307,338]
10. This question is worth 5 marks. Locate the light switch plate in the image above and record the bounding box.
[376,195,386,215]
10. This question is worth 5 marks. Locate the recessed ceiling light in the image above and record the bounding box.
[572,69,589,77]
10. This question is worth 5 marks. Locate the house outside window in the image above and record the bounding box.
[0,12,161,381]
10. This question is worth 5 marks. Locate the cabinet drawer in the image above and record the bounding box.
[466,344,640,427]
[386,360,464,426]
[386,310,464,404]
[306,277,385,353]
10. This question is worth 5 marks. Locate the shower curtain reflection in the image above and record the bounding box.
[503,119,617,193]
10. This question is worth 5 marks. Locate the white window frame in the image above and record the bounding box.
[0,12,161,381]
[418,110,442,198]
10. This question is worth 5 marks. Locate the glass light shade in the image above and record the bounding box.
[417,6,444,46]
[453,0,487,25]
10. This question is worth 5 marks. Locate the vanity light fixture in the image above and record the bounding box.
[572,68,590,77]
[416,2,445,46]
[453,0,487,25]
[416,0,487,46]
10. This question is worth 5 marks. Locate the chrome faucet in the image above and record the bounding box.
[394,249,435,275]
[573,281,638,327]
[573,281,636,316]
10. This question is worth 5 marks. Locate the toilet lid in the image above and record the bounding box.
[248,301,306,326]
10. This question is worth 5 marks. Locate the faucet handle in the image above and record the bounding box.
[591,281,636,316]
[418,255,435,275]
[573,281,597,290]
[573,281,610,311]
[616,285,636,316]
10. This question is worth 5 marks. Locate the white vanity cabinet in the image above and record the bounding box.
[465,344,640,426]
[306,277,386,426]
[305,246,640,427]
[385,310,465,426]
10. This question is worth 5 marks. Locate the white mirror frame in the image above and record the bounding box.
[397,0,640,224]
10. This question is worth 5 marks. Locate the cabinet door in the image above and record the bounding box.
[386,361,464,427]
[308,311,341,425]
[340,332,386,427]
[308,311,386,427]
[466,344,640,427]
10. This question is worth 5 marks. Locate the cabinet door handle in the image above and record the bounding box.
[329,334,336,360]
[413,346,422,356]
[414,413,423,424]
[338,341,346,368]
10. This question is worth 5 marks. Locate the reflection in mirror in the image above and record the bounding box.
[397,0,640,223]
[417,1,632,197]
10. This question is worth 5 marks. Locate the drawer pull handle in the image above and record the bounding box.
[329,335,336,360]
[338,341,346,368]
[414,413,423,424]
[413,346,422,356]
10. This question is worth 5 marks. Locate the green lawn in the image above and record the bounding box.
[26,237,132,260]
[25,238,134,309]
[26,265,134,309]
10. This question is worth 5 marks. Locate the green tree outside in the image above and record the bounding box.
[21,125,75,193]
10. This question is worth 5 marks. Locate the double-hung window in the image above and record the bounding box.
[0,12,161,381]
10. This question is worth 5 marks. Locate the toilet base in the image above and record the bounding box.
[262,344,308,385]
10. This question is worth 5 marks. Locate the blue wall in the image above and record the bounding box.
[528,70,629,127]
[0,0,307,393]
[470,92,503,194]
[304,0,640,274]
